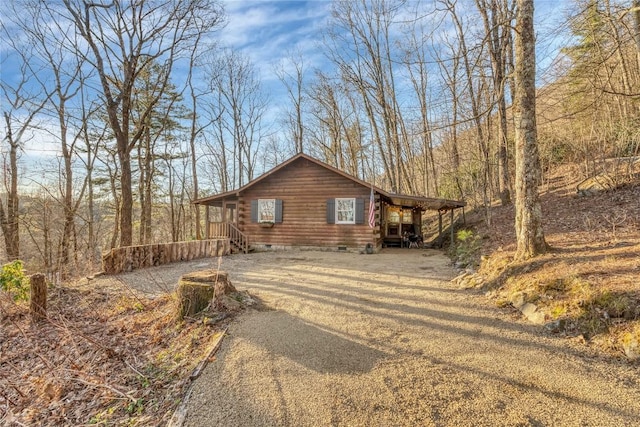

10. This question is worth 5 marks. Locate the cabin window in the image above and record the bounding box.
[327,198,364,224]
[388,209,400,224]
[335,198,356,224]
[258,199,276,223]
[251,199,283,223]
[402,209,413,224]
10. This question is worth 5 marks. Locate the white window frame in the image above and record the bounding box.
[258,199,276,223]
[335,198,356,224]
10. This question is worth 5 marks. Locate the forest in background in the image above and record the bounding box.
[1,0,639,278]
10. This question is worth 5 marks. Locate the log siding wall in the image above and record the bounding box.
[242,158,375,249]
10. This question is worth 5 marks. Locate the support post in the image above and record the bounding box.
[205,205,210,239]
[438,211,443,248]
[30,273,47,323]
[450,209,455,247]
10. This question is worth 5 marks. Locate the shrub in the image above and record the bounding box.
[0,260,30,301]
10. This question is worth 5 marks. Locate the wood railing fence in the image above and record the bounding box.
[102,239,230,275]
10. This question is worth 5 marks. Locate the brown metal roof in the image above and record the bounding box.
[383,194,465,211]
[193,153,465,210]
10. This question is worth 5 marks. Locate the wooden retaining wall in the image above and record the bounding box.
[102,239,230,275]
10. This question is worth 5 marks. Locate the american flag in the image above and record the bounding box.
[368,187,375,228]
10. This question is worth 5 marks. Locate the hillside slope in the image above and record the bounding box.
[459,162,640,360]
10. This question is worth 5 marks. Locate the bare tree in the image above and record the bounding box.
[276,51,307,154]
[442,0,495,214]
[433,26,466,200]
[634,0,640,66]
[208,49,269,188]
[401,19,440,197]
[476,0,515,205]
[185,43,216,239]
[0,22,52,260]
[60,0,223,247]
[513,0,547,259]
[9,1,100,275]
[326,0,409,193]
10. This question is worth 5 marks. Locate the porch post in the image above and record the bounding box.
[450,209,455,247]
[438,211,443,248]
[205,205,210,239]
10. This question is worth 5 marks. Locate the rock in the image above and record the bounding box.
[451,272,469,287]
[622,335,639,360]
[509,292,526,310]
[520,302,546,325]
[576,174,614,196]
[544,319,568,333]
[520,302,536,317]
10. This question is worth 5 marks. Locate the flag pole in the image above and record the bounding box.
[368,140,376,230]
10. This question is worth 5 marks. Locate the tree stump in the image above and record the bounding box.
[176,270,236,319]
[30,273,47,323]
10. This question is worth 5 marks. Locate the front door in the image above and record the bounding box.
[224,202,237,225]
[386,206,401,237]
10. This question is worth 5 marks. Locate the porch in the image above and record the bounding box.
[379,194,465,249]
[202,200,250,254]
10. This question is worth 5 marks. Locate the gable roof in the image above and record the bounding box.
[193,152,465,211]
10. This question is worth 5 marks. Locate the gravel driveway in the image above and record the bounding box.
[171,249,639,426]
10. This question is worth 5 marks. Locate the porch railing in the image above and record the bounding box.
[208,222,249,254]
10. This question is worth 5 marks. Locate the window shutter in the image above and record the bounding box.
[250,200,258,223]
[275,199,283,223]
[355,198,365,224]
[326,199,335,224]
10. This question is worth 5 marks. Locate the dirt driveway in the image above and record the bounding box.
[157,249,639,426]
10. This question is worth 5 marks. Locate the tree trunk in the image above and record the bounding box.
[119,147,134,247]
[176,270,236,319]
[188,85,201,239]
[513,0,547,260]
[1,113,20,261]
[30,273,47,323]
[634,0,640,70]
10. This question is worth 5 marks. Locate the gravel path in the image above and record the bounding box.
[152,249,638,426]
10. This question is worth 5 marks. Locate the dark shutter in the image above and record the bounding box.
[355,198,365,224]
[326,199,335,224]
[275,199,283,223]
[250,200,258,223]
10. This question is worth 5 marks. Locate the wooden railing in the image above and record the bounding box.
[208,222,249,254]
[208,222,229,239]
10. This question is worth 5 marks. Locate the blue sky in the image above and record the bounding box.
[220,0,330,68]
[2,0,573,177]
[210,0,571,124]
[215,0,333,134]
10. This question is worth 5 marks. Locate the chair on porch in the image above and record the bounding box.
[408,233,423,249]
[403,224,423,249]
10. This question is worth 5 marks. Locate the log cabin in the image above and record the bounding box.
[193,153,465,253]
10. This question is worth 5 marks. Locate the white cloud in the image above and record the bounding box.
[220,1,331,73]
